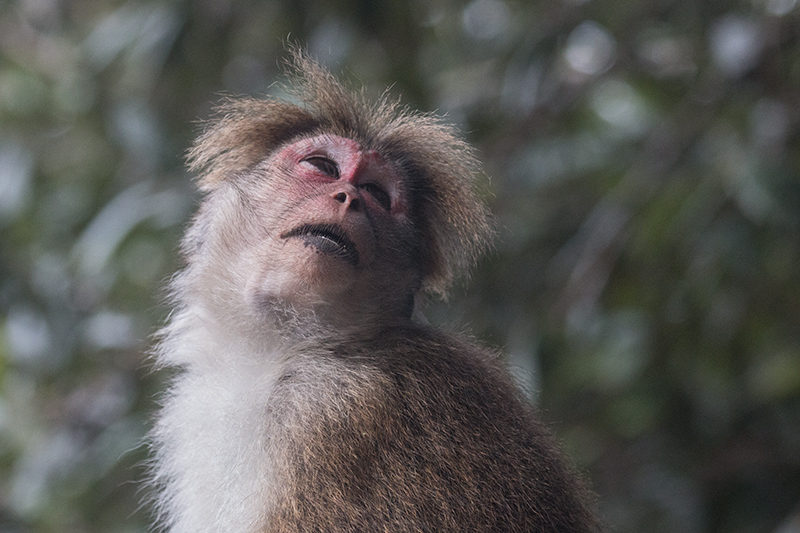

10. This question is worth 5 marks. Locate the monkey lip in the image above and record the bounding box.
[280,223,360,267]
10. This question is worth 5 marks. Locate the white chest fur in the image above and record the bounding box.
[152,314,287,533]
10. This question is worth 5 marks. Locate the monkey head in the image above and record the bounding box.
[236,132,419,328]
[181,51,493,334]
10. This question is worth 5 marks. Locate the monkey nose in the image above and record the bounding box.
[333,191,360,211]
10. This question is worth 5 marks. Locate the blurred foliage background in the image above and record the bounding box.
[0,0,799,531]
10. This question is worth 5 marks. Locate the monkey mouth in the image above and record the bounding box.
[280,223,359,267]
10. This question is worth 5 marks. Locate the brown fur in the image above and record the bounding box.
[152,50,600,533]
[264,325,599,532]
[187,50,493,298]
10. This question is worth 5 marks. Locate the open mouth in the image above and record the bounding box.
[280,223,359,267]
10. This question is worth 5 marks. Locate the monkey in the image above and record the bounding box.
[149,50,600,533]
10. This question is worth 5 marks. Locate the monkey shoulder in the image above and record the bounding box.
[268,325,599,532]
[278,323,554,450]
[279,324,526,424]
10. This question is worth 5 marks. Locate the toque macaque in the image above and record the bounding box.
[150,50,599,533]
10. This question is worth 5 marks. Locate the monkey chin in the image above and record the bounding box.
[250,255,414,334]
[247,256,366,332]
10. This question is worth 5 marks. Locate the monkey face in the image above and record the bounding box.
[273,134,410,261]
[209,134,421,327]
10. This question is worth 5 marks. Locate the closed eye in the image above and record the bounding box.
[360,183,391,210]
[303,156,340,179]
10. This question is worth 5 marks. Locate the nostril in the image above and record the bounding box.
[333,191,360,210]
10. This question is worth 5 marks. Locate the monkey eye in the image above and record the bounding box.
[360,183,391,211]
[303,156,340,179]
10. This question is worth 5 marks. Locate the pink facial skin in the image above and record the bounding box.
[276,134,409,220]
[233,134,420,324]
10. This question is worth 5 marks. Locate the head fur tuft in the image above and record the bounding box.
[187,49,494,297]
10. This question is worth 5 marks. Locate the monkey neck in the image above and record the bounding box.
[243,285,416,345]
[270,303,413,347]
[173,263,417,360]
[180,292,411,358]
